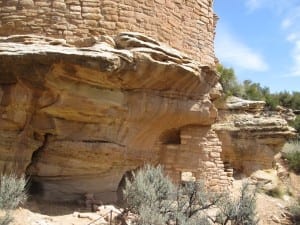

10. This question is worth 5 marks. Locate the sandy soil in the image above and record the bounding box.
[11,201,93,225]
[7,174,300,225]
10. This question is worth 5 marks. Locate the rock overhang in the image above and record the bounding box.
[0,33,227,202]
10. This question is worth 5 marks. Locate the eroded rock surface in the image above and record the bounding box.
[0,33,231,202]
[214,96,296,176]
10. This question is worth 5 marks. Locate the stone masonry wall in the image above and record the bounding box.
[159,126,232,190]
[0,0,215,65]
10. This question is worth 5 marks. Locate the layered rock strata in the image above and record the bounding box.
[0,33,230,202]
[214,97,296,176]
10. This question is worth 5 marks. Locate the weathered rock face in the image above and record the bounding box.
[213,97,296,176]
[0,0,295,204]
[0,33,231,202]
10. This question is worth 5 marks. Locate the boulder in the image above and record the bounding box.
[250,170,279,191]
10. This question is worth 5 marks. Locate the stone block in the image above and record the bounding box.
[210,152,220,158]
[82,13,101,20]
[70,5,81,11]
[204,161,216,168]
[19,0,34,8]
[82,7,100,14]
[52,2,67,10]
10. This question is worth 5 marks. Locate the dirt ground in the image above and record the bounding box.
[10,201,93,225]
[7,174,300,225]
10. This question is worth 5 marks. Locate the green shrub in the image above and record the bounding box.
[123,164,258,225]
[176,181,221,222]
[123,164,174,225]
[0,213,13,225]
[215,182,258,225]
[172,181,221,225]
[0,173,27,225]
[217,64,242,97]
[288,198,300,224]
[290,115,300,135]
[123,164,174,213]
[0,173,27,209]
[282,141,300,173]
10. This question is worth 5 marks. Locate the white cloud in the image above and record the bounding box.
[281,18,292,29]
[286,40,300,77]
[279,5,300,77]
[245,0,296,14]
[281,8,300,31]
[287,34,296,42]
[245,0,261,11]
[215,28,269,72]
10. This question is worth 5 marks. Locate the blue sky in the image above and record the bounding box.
[214,0,300,93]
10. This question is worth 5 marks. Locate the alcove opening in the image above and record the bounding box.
[116,170,135,204]
[27,178,44,198]
[159,129,181,144]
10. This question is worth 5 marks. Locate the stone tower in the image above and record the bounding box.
[0,0,216,65]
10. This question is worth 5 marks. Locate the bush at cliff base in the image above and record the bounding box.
[0,173,27,225]
[123,164,258,225]
[283,141,300,174]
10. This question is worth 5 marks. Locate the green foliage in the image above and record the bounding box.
[136,205,169,225]
[217,64,242,97]
[217,63,300,110]
[123,164,174,225]
[0,213,13,225]
[265,93,279,110]
[215,182,258,225]
[291,92,300,109]
[241,80,266,101]
[177,181,220,218]
[217,64,300,135]
[0,173,27,210]
[0,173,27,225]
[174,181,221,225]
[290,115,300,134]
[289,199,300,224]
[123,164,258,225]
[282,141,300,173]
[265,91,300,110]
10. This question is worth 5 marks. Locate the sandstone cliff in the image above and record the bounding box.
[214,96,296,176]
[0,0,296,204]
[0,33,230,202]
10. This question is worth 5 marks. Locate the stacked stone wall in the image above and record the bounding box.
[0,0,216,65]
[160,126,232,190]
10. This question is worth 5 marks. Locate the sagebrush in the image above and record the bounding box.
[123,164,258,225]
[0,173,27,225]
[0,213,12,225]
[215,182,258,225]
[282,141,300,173]
[123,165,174,225]
[289,198,300,224]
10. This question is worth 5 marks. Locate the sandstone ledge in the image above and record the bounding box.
[0,33,229,202]
[214,97,296,175]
